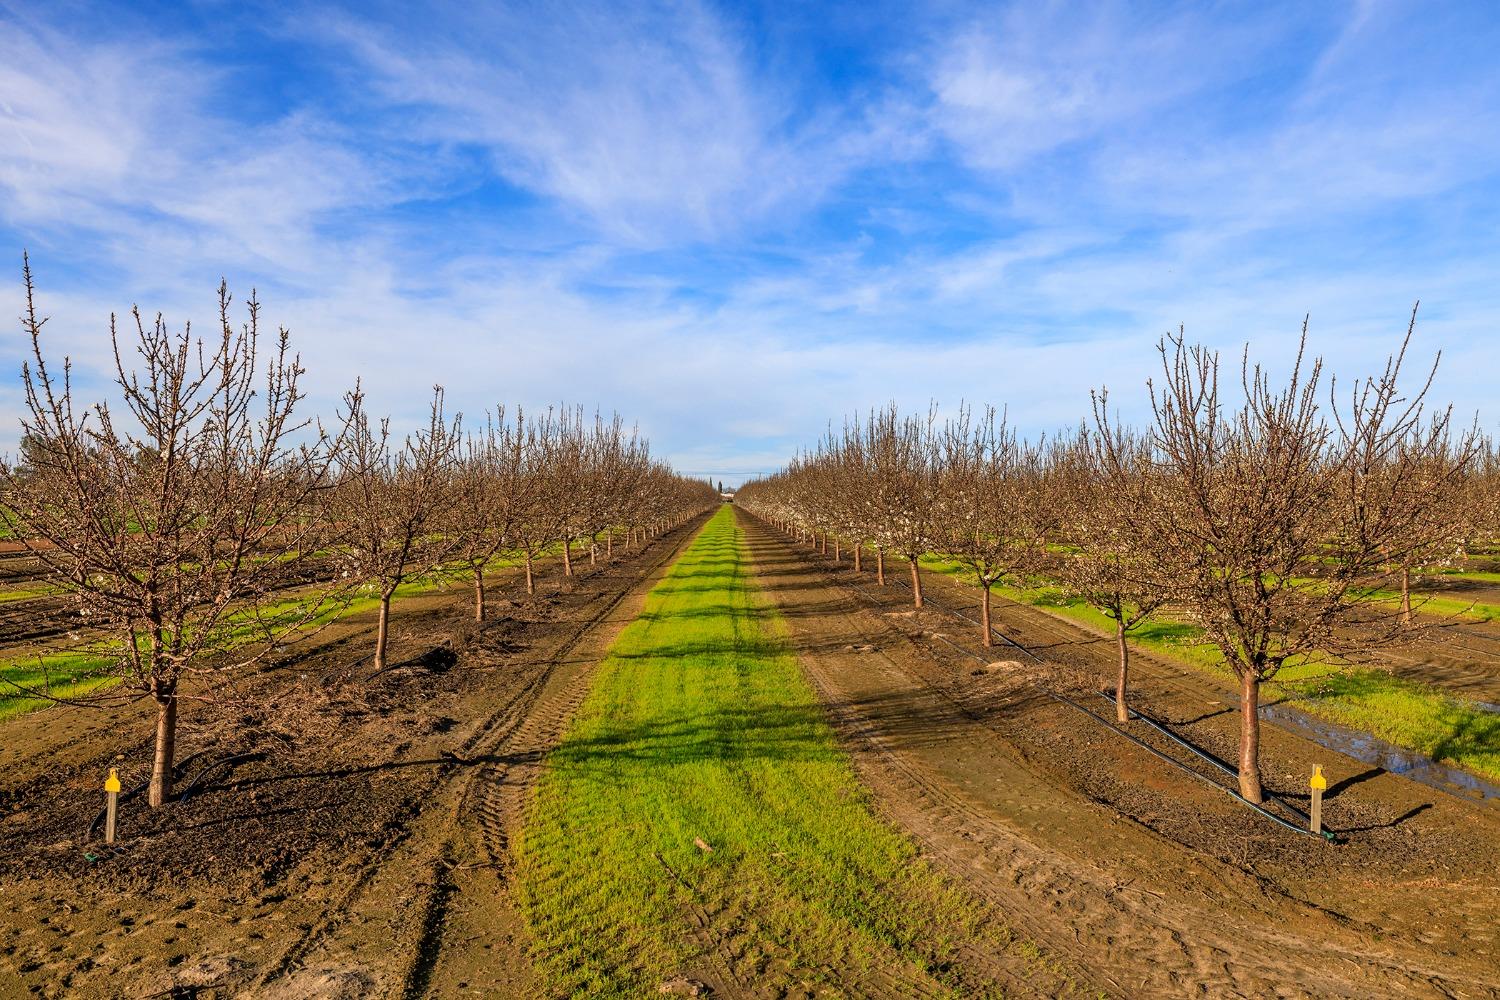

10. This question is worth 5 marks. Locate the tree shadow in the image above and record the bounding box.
[546,684,989,781]
[1334,802,1432,835]
[1327,767,1384,798]
[1177,705,1236,725]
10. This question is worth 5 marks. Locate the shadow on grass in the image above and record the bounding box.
[555,677,1000,781]
[550,702,837,773]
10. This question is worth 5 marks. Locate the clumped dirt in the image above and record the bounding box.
[740,510,1500,998]
[0,524,705,998]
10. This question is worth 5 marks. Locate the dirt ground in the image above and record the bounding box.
[737,509,1500,999]
[4,510,1497,998]
[0,521,705,999]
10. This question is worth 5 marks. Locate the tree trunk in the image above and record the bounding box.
[607,532,613,557]
[909,556,923,608]
[590,539,597,565]
[820,533,827,555]
[834,538,840,561]
[980,581,993,648]
[562,538,573,576]
[1238,670,1263,803]
[854,543,861,572]
[524,550,535,594]
[374,591,393,672]
[474,564,486,622]
[876,550,885,585]
[1401,563,1412,623]
[1115,618,1130,723]
[148,690,178,808]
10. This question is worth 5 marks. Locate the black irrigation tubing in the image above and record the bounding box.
[1092,690,1315,827]
[800,531,1332,841]
[1049,689,1334,842]
[178,750,268,802]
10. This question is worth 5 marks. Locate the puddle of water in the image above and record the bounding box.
[1260,701,1500,805]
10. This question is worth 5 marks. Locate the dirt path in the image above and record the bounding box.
[0,518,707,999]
[331,517,707,1000]
[739,509,1500,999]
[1378,622,1500,706]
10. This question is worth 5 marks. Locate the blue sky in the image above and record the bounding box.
[2,0,1498,484]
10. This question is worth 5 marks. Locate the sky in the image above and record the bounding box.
[2,0,1498,485]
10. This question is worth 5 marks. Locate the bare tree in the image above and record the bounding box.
[863,405,940,607]
[450,407,533,621]
[0,260,346,806]
[1057,422,1166,721]
[1375,446,1482,623]
[512,407,574,593]
[329,385,459,672]
[936,406,1058,647]
[1118,318,1476,802]
[548,407,589,577]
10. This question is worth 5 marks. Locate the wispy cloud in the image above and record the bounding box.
[2,1,1498,481]
[308,0,892,243]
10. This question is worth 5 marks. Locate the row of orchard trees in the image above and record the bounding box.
[0,261,716,808]
[738,320,1500,803]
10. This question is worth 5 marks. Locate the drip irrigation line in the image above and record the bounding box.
[787,527,1333,841]
[178,750,267,802]
[1048,689,1333,841]
[1092,691,1314,826]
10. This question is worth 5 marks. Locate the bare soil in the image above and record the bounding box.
[5,511,1496,998]
[739,510,1500,999]
[0,522,706,999]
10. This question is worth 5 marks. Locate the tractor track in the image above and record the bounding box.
[246,517,707,997]
[742,513,1497,1000]
[434,512,759,1000]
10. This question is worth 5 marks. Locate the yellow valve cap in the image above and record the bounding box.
[1309,764,1327,791]
[104,768,121,794]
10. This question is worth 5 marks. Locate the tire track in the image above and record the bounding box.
[397,518,711,997]
[247,519,707,996]
[742,512,1489,1000]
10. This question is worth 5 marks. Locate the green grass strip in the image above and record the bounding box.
[0,574,455,720]
[515,508,1032,998]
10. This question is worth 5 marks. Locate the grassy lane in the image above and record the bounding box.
[514,507,1029,998]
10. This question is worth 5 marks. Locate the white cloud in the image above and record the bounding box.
[3,1,1498,482]
[928,5,1277,171]
[311,0,893,243]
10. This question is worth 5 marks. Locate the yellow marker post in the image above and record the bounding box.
[1309,764,1327,836]
[104,768,122,845]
